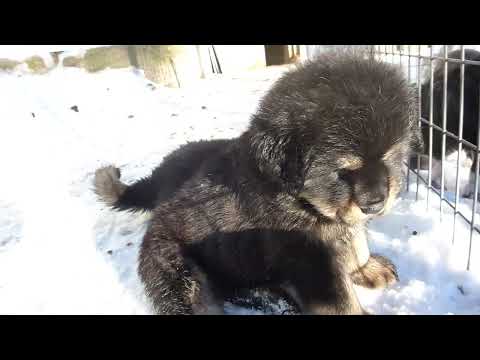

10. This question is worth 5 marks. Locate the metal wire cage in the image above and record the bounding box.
[370,45,480,271]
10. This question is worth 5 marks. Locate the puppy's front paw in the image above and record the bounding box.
[351,254,398,289]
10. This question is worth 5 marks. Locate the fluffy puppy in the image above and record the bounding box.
[94,51,422,315]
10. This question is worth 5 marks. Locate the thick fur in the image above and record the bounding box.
[94,51,422,315]
[414,49,480,196]
[95,140,231,212]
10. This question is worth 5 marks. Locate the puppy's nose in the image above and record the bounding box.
[359,197,385,215]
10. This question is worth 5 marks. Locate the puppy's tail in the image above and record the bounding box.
[93,165,156,212]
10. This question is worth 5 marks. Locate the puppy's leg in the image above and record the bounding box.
[283,247,367,315]
[294,270,366,315]
[138,230,223,315]
[345,228,398,289]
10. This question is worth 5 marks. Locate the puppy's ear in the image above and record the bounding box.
[249,128,307,194]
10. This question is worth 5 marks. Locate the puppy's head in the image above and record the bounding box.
[247,51,423,225]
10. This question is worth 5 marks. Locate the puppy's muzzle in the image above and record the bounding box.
[353,163,389,216]
[358,196,385,215]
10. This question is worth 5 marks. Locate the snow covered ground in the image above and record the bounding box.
[0,45,106,61]
[1,62,480,315]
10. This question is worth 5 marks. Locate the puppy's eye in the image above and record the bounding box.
[336,168,352,181]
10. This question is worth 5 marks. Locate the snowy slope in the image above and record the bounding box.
[1,65,480,315]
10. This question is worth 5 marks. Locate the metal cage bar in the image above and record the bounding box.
[467,86,480,269]
[452,46,466,244]
[381,49,480,67]
[418,117,478,150]
[416,45,422,201]
[427,46,435,208]
[440,45,449,220]
[406,46,412,192]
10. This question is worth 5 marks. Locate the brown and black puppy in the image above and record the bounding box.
[94,51,423,315]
